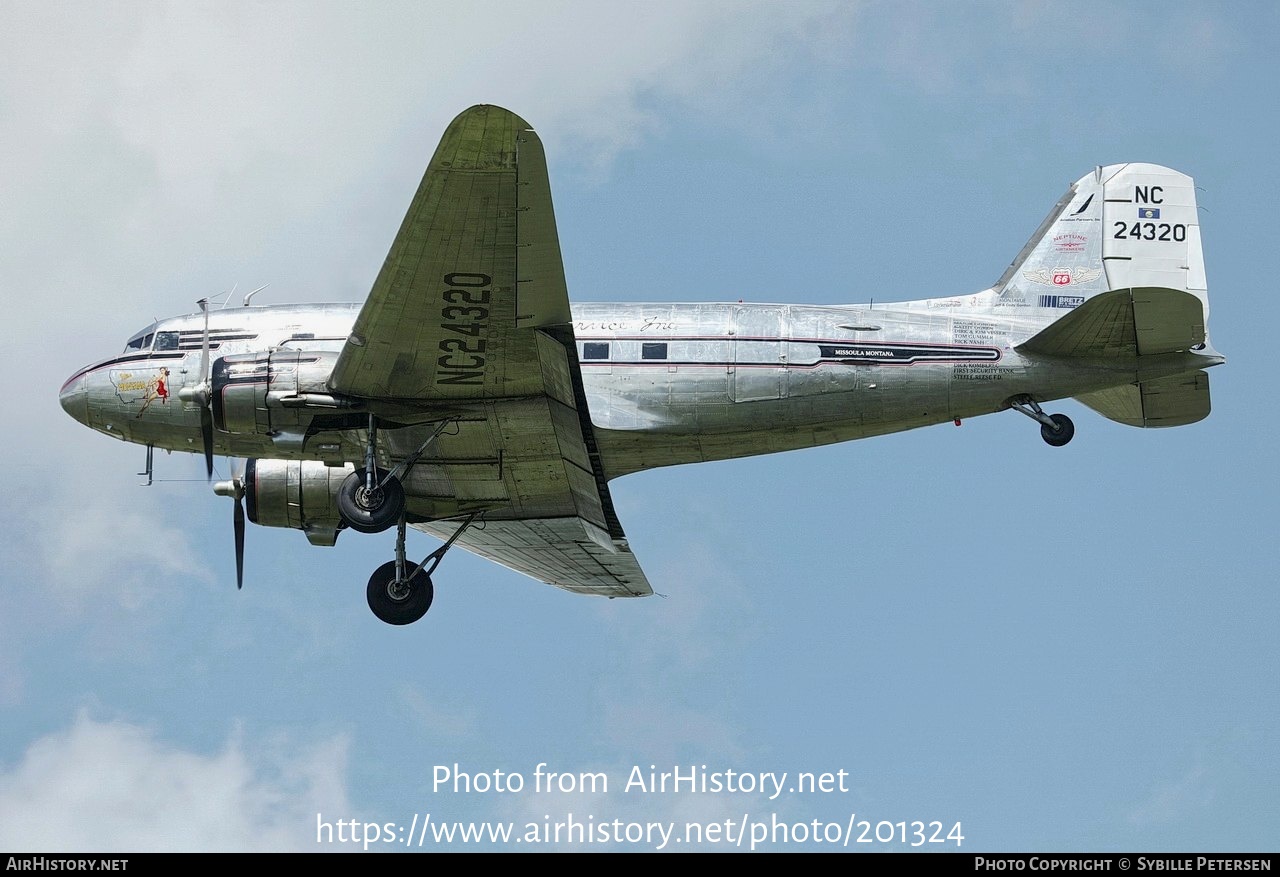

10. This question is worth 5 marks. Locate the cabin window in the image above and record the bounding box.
[154,332,180,351]
[641,342,668,360]
[582,342,610,360]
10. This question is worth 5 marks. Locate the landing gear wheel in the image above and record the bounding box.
[1040,413,1075,447]
[338,468,405,533]
[366,560,434,625]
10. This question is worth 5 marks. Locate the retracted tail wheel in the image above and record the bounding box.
[366,560,434,625]
[1040,413,1075,447]
[338,467,405,533]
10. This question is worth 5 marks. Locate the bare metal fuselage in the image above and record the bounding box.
[59,295,1206,487]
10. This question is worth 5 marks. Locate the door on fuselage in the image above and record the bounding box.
[730,305,788,402]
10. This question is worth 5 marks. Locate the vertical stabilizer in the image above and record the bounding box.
[993,168,1109,310]
[994,164,1211,350]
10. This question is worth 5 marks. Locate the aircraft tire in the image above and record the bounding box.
[366,561,434,625]
[338,468,405,534]
[1040,413,1075,447]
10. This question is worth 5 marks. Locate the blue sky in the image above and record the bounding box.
[1,1,1276,851]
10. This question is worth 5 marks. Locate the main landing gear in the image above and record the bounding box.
[338,416,475,624]
[338,467,404,533]
[366,513,480,625]
[338,416,405,533]
[1009,395,1075,447]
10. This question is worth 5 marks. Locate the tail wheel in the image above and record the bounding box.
[1040,413,1075,447]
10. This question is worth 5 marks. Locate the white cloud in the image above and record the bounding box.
[3,2,858,198]
[0,434,215,637]
[38,479,215,612]
[0,713,352,852]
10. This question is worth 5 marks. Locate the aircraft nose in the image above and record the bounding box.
[59,371,89,424]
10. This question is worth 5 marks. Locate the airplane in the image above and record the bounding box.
[58,104,1223,625]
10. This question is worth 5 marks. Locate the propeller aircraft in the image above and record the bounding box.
[59,105,1223,625]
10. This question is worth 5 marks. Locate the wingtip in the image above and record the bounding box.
[453,104,530,129]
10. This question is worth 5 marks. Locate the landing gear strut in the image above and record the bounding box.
[1009,396,1075,447]
[365,513,480,625]
[338,415,405,533]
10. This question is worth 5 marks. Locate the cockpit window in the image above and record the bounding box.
[154,332,180,351]
[124,332,159,353]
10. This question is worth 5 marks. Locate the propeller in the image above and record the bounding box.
[179,298,215,479]
[213,463,247,589]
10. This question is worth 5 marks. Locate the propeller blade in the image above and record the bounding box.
[233,491,245,590]
[215,468,248,591]
[200,405,214,480]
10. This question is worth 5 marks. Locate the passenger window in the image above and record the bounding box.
[582,342,610,360]
[641,342,668,360]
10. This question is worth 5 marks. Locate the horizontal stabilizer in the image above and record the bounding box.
[1018,287,1204,359]
[1075,371,1211,428]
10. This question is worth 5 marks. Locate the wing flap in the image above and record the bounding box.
[417,517,652,597]
[534,329,578,409]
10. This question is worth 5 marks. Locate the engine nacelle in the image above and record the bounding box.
[244,458,354,546]
[212,350,352,438]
